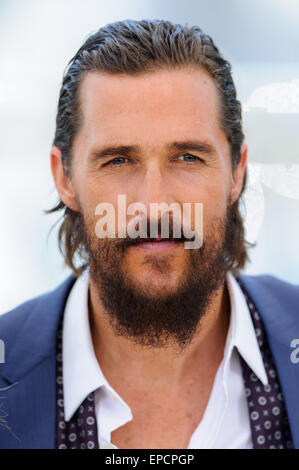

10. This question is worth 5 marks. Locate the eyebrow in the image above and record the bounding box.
[90,145,139,162]
[168,140,215,155]
[89,140,216,162]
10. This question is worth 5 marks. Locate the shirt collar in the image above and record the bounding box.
[224,272,268,386]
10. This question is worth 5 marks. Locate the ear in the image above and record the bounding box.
[230,141,248,205]
[50,146,80,211]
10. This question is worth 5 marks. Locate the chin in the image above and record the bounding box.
[131,275,181,298]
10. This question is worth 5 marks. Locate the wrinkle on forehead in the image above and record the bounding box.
[73,66,230,168]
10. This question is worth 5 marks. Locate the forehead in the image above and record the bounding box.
[76,66,226,151]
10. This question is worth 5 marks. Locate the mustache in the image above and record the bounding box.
[98,215,197,248]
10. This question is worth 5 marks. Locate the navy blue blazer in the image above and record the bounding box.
[0,274,298,449]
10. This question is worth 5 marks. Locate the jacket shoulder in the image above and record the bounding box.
[238,273,299,327]
[239,273,299,301]
[0,275,76,343]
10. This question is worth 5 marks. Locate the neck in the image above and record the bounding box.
[88,277,231,389]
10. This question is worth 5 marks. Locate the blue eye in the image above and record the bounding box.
[106,157,128,166]
[178,154,200,162]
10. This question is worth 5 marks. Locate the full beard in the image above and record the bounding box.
[79,207,234,353]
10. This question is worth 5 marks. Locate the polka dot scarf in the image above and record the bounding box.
[55,282,294,449]
[55,326,98,449]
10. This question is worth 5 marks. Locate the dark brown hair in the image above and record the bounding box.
[49,18,249,276]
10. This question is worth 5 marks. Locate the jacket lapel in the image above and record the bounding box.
[239,274,299,449]
[0,275,76,448]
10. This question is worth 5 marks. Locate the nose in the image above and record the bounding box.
[133,160,175,214]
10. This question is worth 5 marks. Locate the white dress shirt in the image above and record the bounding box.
[62,269,268,449]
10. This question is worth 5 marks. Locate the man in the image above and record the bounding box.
[0,19,298,449]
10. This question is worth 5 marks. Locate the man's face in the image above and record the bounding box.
[54,66,246,349]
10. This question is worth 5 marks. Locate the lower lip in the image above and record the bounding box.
[131,241,183,251]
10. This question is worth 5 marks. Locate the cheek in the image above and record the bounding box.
[183,177,231,212]
[77,178,126,238]
[198,183,231,236]
[75,174,115,212]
